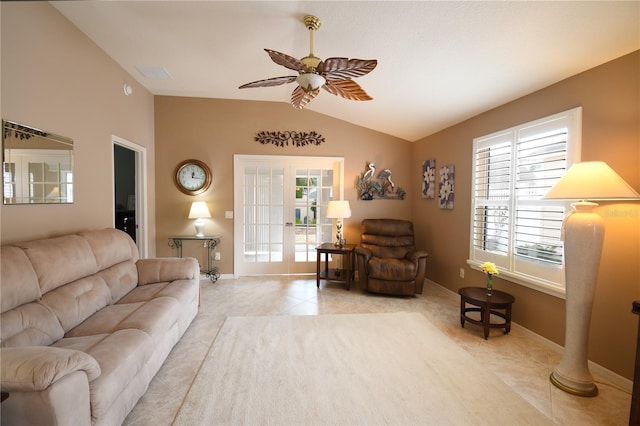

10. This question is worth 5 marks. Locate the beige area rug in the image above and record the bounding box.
[174,312,552,425]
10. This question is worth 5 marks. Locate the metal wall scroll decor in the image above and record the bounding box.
[356,162,406,200]
[3,121,47,141]
[254,131,325,147]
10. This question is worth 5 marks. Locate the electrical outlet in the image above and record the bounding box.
[214,252,221,261]
[203,241,207,248]
[459,268,465,278]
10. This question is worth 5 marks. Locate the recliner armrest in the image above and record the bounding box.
[355,246,372,262]
[406,250,429,261]
[1,347,100,392]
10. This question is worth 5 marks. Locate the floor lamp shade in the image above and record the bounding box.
[544,161,640,396]
[188,201,211,237]
[326,200,352,247]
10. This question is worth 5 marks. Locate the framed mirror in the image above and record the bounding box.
[3,119,74,204]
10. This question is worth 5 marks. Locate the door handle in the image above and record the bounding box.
[285,222,293,227]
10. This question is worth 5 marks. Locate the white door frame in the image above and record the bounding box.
[112,135,148,258]
[233,154,345,277]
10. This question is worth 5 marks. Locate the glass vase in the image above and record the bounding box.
[487,274,493,296]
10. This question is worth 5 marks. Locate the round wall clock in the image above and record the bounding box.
[174,159,212,195]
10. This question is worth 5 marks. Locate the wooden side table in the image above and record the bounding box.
[459,287,515,340]
[316,243,356,289]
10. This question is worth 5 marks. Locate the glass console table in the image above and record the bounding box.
[168,235,221,282]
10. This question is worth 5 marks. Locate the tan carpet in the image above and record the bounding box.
[174,312,552,425]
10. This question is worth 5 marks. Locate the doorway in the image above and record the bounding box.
[112,136,148,257]
[234,155,345,276]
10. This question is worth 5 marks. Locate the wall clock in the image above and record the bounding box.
[174,159,212,195]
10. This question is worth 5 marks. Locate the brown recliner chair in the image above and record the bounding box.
[355,219,428,295]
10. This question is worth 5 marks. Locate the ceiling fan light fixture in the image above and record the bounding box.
[296,73,326,92]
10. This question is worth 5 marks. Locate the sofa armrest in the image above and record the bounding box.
[1,347,100,392]
[136,257,200,286]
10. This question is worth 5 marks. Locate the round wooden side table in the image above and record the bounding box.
[459,287,515,340]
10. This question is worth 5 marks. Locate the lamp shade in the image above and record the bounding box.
[188,201,211,219]
[544,161,640,200]
[326,200,352,219]
[296,73,326,92]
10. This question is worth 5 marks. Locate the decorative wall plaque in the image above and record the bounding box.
[355,162,405,200]
[254,131,325,147]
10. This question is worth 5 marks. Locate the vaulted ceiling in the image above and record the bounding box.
[52,1,639,141]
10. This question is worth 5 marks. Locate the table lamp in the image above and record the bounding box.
[326,200,351,247]
[188,201,211,237]
[543,161,640,396]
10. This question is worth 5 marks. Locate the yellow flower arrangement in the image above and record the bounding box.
[480,261,498,295]
[480,261,499,276]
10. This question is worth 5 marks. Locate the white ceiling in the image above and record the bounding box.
[52,1,639,142]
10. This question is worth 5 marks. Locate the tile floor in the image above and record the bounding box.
[124,277,631,425]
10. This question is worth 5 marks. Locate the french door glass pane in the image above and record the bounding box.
[243,166,284,263]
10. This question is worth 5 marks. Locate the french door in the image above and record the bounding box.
[234,155,344,276]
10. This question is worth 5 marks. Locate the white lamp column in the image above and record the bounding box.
[188,201,211,237]
[544,161,640,397]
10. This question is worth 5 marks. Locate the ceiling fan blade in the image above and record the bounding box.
[319,58,377,80]
[323,79,373,101]
[265,49,313,73]
[291,86,319,109]
[239,75,297,89]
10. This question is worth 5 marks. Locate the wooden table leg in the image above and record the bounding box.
[316,251,321,288]
[482,305,490,340]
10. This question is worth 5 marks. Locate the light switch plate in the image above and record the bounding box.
[225,211,233,219]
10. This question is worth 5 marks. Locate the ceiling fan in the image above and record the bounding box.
[238,15,378,109]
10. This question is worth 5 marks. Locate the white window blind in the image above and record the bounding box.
[469,107,582,297]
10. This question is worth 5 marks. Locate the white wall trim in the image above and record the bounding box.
[432,280,633,393]
[112,135,148,258]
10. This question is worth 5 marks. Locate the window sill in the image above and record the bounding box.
[467,260,566,299]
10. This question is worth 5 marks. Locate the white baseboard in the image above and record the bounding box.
[431,280,633,394]
[511,321,632,393]
[199,273,234,281]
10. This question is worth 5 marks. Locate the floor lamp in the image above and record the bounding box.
[544,161,640,397]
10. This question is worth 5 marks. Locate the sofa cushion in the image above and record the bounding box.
[80,229,139,270]
[0,246,42,313]
[118,280,199,306]
[367,256,417,281]
[1,302,65,347]
[43,275,112,333]
[53,329,153,424]
[65,298,181,341]
[96,262,139,304]
[18,234,98,294]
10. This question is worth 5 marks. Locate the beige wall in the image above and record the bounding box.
[154,96,412,270]
[412,51,640,380]
[3,1,638,382]
[0,2,157,254]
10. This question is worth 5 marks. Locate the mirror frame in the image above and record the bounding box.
[3,119,74,204]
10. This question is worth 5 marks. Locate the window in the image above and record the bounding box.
[469,107,582,297]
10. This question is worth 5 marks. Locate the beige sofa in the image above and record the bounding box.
[0,228,200,425]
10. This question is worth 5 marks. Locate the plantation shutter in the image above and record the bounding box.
[469,107,582,295]
[471,132,512,269]
[514,125,568,267]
